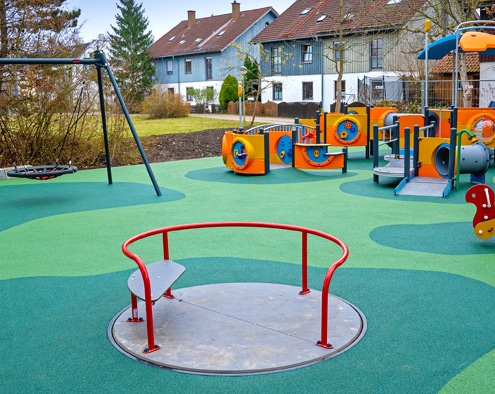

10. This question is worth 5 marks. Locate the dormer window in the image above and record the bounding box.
[300,7,312,15]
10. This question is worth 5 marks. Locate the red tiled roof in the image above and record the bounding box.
[253,0,429,42]
[430,53,480,74]
[149,7,276,58]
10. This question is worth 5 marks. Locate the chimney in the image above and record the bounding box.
[232,1,240,21]
[187,10,196,28]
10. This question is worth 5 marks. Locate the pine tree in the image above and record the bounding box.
[108,0,155,112]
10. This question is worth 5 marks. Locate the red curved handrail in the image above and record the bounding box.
[122,222,349,353]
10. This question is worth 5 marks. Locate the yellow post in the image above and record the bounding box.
[424,19,430,33]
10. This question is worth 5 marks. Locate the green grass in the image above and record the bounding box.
[130,115,246,137]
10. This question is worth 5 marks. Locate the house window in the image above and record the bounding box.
[186,87,194,101]
[271,47,282,74]
[205,57,212,80]
[302,82,313,100]
[334,41,344,62]
[370,38,383,70]
[167,60,173,74]
[273,82,282,101]
[334,80,346,100]
[168,88,175,95]
[185,59,192,74]
[302,44,313,63]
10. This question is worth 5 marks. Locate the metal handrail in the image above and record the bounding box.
[122,221,349,352]
[242,123,312,135]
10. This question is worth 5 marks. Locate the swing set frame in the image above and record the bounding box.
[0,50,162,196]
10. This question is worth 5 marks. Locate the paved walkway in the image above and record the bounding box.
[189,113,294,125]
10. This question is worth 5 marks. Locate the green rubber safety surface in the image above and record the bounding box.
[0,259,494,392]
[1,155,494,393]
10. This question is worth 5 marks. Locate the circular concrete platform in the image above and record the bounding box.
[109,283,366,375]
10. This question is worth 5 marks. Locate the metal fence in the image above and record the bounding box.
[358,77,495,108]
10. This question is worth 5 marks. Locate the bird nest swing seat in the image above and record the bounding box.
[7,164,78,181]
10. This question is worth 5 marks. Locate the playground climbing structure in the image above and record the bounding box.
[222,122,347,175]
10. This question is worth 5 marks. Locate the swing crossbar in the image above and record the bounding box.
[0,58,99,66]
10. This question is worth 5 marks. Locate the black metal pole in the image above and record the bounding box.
[413,125,420,177]
[94,51,162,197]
[366,105,371,159]
[448,127,457,187]
[373,125,379,183]
[315,110,321,144]
[96,65,113,185]
[404,127,410,180]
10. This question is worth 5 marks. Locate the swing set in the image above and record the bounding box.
[0,51,162,196]
[0,81,85,181]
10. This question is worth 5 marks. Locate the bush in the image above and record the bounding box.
[374,99,422,114]
[141,91,190,119]
[219,74,239,110]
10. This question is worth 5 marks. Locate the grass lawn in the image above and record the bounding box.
[130,115,247,137]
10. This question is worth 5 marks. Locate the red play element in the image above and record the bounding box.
[465,184,495,226]
[465,184,495,238]
[122,222,349,353]
[301,132,315,141]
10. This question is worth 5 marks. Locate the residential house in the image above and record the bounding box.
[148,2,278,109]
[429,53,480,107]
[251,0,431,110]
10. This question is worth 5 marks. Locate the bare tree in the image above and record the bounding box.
[392,0,493,106]
[0,1,86,167]
[228,41,294,125]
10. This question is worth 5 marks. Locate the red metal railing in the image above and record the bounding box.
[122,222,349,353]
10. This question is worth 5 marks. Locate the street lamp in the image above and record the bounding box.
[239,66,248,130]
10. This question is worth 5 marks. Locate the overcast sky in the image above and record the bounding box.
[68,0,292,43]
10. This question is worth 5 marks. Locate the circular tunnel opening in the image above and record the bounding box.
[434,143,450,178]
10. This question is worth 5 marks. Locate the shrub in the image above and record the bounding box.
[219,74,239,110]
[141,91,190,119]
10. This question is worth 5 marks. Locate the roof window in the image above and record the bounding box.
[317,15,327,23]
[168,35,176,41]
[386,0,402,4]
[300,7,312,15]
[179,40,186,45]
